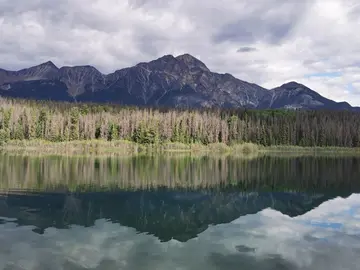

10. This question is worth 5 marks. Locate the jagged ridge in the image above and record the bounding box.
[0,54,358,111]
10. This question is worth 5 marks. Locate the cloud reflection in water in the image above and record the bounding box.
[0,194,359,269]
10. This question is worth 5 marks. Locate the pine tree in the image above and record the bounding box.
[69,107,80,141]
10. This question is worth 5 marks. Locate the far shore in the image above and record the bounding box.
[1,139,360,158]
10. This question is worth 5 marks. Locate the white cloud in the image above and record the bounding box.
[0,0,360,105]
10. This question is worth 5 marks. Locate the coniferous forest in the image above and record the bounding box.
[0,97,360,147]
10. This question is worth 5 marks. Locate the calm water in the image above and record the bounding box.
[0,153,360,269]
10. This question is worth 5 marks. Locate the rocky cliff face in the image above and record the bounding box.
[79,54,271,108]
[0,54,357,111]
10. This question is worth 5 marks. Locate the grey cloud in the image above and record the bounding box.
[135,34,166,57]
[213,19,294,45]
[348,2,360,20]
[0,0,65,16]
[212,1,310,45]
[128,0,172,9]
[237,47,257,53]
[137,36,160,56]
[303,59,318,65]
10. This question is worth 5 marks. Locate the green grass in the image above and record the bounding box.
[1,139,360,157]
[0,140,262,158]
[264,144,360,153]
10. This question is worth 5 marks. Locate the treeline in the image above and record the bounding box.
[0,97,360,147]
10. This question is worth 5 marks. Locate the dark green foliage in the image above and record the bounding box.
[0,108,12,130]
[95,126,101,139]
[0,128,10,145]
[36,109,48,139]
[172,121,187,143]
[107,122,119,141]
[70,107,80,141]
[13,117,25,140]
[133,123,159,144]
[1,97,360,147]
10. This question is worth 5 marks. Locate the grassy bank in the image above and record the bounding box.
[0,139,261,157]
[2,139,360,157]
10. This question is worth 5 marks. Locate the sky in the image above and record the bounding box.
[1,0,360,105]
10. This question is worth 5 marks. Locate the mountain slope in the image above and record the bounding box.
[262,81,354,110]
[79,54,271,108]
[0,54,357,110]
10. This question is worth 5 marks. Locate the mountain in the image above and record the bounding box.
[264,81,355,110]
[0,54,358,110]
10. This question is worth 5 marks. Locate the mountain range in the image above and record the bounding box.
[0,53,357,110]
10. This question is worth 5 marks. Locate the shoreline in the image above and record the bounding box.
[1,139,360,157]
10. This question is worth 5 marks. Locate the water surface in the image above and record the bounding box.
[0,154,359,269]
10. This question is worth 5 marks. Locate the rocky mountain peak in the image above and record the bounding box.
[280,81,306,89]
[175,54,210,72]
[57,65,105,97]
[137,54,210,74]
[59,65,101,74]
[38,61,58,70]
[21,61,59,75]
[150,54,176,65]
[135,54,178,71]
[0,61,60,84]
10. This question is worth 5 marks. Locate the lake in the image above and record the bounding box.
[0,153,359,269]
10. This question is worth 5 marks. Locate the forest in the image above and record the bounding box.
[0,97,360,147]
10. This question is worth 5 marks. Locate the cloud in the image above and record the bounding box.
[0,0,360,105]
[237,47,257,53]
[212,1,310,45]
[304,72,342,79]
[352,82,360,93]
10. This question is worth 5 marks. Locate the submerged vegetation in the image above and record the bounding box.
[1,97,360,153]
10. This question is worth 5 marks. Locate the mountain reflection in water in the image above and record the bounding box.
[0,153,359,269]
[0,190,353,242]
[0,192,359,270]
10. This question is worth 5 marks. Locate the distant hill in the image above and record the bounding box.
[1,54,358,111]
